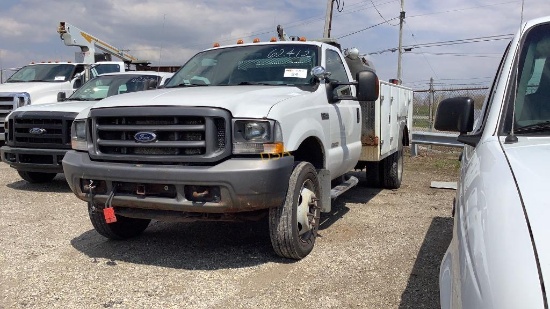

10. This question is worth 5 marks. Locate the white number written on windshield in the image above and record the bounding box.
[267,48,312,58]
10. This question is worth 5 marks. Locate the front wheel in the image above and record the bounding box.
[269,162,321,259]
[17,171,57,183]
[88,201,151,240]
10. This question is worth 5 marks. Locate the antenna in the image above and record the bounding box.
[158,14,166,73]
[519,0,525,27]
[506,3,529,144]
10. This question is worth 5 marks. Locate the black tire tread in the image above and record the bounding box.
[88,202,150,240]
[17,171,57,183]
[269,161,320,260]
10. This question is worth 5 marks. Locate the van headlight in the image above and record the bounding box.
[232,119,284,154]
[71,119,88,151]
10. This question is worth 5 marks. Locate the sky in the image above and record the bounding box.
[1,0,550,90]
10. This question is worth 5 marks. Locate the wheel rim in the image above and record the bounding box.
[296,179,319,239]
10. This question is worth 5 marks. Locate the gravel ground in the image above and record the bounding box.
[0,148,459,309]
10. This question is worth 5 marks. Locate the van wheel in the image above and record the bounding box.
[365,161,382,187]
[17,171,57,183]
[269,162,321,259]
[381,142,403,189]
[88,201,151,240]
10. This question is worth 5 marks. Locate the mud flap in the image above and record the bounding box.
[317,169,331,213]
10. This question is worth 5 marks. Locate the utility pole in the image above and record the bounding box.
[429,77,434,131]
[397,0,405,83]
[323,0,335,38]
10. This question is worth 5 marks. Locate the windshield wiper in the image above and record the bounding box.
[69,97,101,101]
[514,121,550,134]
[237,82,279,86]
[172,83,210,88]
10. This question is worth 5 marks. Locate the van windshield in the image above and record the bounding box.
[165,44,319,87]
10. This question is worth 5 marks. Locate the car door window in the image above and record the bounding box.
[326,49,351,96]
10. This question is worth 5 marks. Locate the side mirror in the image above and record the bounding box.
[73,78,82,89]
[434,97,475,134]
[356,70,379,101]
[311,66,331,81]
[57,92,67,102]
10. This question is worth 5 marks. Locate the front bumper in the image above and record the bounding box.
[1,146,67,173]
[62,150,294,215]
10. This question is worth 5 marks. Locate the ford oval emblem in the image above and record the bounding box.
[134,132,157,143]
[29,128,47,135]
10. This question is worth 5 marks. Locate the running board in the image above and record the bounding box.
[318,169,359,213]
[330,176,359,200]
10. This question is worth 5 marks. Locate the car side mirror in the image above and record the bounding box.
[434,97,475,134]
[355,70,379,102]
[57,92,67,102]
[73,78,82,89]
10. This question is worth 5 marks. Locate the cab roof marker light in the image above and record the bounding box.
[270,37,277,42]
[299,37,307,42]
[253,38,260,43]
[237,39,244,44]
[213,42,220,48]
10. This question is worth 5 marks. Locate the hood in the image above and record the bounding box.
[0,82,70,104]
[92,86,313,118]
[13,100,97,114]
[503,136,550,289]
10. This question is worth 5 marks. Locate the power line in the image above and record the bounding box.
[407,0,519,18]
[368,34,514,54]
[336,17,399,39]
[405,52,501,58]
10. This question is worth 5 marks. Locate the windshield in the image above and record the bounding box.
[513,23,550,134]
[92,63,122,76]
[69,74,161,101]
[6,64,75,83]
[165,44,319,87]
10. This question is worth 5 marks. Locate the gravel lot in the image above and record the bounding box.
[0,148,459,309]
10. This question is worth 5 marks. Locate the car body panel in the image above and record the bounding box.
[439,15,550,309]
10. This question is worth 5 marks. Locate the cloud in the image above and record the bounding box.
[2,0,550,87]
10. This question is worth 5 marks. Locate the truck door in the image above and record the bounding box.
[324,48,361,176]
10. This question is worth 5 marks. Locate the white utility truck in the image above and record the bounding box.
[1,71,172,183]
[0,21,148,143]
[62,37,412,259]
[0,62,124,143]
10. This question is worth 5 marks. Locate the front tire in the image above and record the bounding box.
[17,171,57,183]
[88,201,151,240]
[269,162,321,259]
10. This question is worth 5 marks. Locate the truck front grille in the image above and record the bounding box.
[0,96,16,137]
[89,107,231,164]
[8,111,76,148]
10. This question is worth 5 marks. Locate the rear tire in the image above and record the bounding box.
[17,171,57,183]
[269,162,321,259]
[381,142,403,189]
[88,201,151,240]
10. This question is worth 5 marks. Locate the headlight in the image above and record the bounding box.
[233,119,284,154]
[71,119,88,151]
[16,93,31,107]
